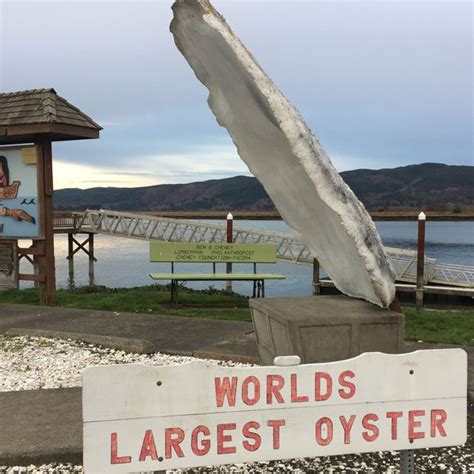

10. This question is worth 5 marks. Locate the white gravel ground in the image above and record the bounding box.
[0,336,246,392]
[0,336,472,473]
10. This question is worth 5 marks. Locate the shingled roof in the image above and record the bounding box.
[0,88,101,144]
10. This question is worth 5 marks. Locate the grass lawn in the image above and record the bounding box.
[1,285,472,345]
[0,285,252,321]
[403,307,474,346]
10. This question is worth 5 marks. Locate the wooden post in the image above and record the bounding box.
[67,233,97,287]
[36,139,56,305]
[312,257,320,295]
[225,212,233,293]
[67,232,74,288]
[32,242,39,289]
[416,211,426,310]
[88,233,95,286]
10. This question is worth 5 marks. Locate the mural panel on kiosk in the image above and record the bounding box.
[0,146,39,239]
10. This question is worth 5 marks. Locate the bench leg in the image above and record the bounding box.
[175,282,179,306]
[171,280,179,307]
[252,281,256,298]
[262,280,265,298]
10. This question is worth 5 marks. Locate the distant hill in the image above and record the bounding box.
[53,163,474,212]
[342,163,473,209]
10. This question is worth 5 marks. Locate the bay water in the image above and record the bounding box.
[20,220,474,297]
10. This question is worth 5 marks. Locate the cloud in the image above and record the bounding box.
[2,0,472,191]
[53,143,251,189]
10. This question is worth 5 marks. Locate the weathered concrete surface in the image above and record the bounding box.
[0,303,253,355]
[250,295,404,365]
[0,387,82,465]
[195,331,259,364]
[171,0,396,307]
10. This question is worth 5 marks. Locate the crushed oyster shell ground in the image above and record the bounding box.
[0,336,472,473]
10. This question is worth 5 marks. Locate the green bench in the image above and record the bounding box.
[149,242,285,305]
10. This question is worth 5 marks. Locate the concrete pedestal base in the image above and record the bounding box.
[249,295,404,365]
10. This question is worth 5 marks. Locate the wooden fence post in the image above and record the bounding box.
[36,139,56,305]
[67,233,75,288]
[88,233,95,286]
[312,257,321,295]
[225,212,233,292]
[416,211,426,309]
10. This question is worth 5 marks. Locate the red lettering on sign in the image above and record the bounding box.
[191,425,211,456]
[315,417,333,446]
[267,419,285,449]
[362,413,379,442]
[215,377,238,407]
[431,409,447,438]
[139,430,158,462]
[266,375,285,404]
[315,372,332,401]
[409,410,425,440]
[242,421,261,451]
[386,411,403,440]
[242,376,260,406]
[338,370,356,399]
[110,433,131,464]
[165,427,185,459]
[291,373,309,403]
[217,423,237,454]
[339,415,356,444]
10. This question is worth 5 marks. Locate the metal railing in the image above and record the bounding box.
[52,212,77,229]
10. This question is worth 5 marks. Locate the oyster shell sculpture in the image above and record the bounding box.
[171,0,396,307]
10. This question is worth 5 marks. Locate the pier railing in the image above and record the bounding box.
[52,212,77,230]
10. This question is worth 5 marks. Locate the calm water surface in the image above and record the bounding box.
[19,221,474,297]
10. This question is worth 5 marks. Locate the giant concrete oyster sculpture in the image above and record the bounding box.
[171,0,396,307]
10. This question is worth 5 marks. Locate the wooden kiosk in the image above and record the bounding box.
[0,88,101,304]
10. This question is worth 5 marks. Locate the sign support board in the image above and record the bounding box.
[35,139,56,304]
[83,349,467,473]
[0,240,18,289]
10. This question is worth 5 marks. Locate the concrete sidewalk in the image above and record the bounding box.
[0,303,254,359]
[0,388,82,465]
[0,303,472,465]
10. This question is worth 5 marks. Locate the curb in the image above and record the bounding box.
[193,349,260,365]
[5,328,156,354]
[0,447,82,467]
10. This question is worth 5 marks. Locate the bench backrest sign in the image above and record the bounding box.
[150,242,278,263]
[82,349,466,473]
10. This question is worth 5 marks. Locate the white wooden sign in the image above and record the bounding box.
[83,350,466,473]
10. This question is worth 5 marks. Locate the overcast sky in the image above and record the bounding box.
[1,0,472,189]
